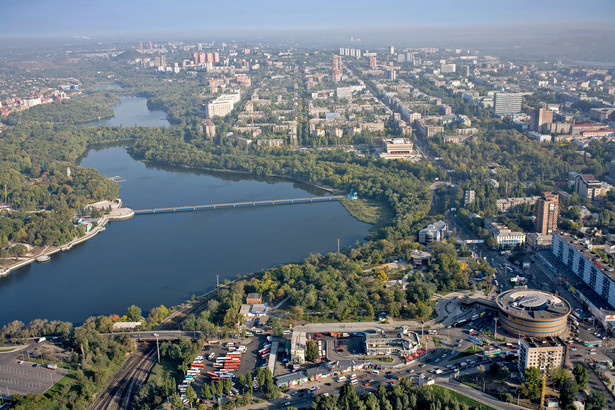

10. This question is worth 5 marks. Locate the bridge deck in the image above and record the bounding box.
[134,196,346,215]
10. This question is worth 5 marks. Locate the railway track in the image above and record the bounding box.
[89,344,156,410]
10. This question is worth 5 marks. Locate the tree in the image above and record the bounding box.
[586,391,606,410]
[522,367,542,400]
[497,364,510,380]
[126,305,142,322]
[550,367,570,388]
[306,340,319,362]
[337,384,360,410]
[559,377,578,409]
[185,385,196,406]
[572,364,588,390]
[201,383,213,400]
[9,244,28,258]
[171,393,183,410]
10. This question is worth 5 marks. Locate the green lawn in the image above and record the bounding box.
[427,385,495,410]
[450,346,481,361]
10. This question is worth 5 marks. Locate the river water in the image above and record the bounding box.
[0,97,370,326]
[84,96,170,127]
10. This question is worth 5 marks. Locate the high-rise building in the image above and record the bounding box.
[332,55,343,71]
[388,45,395,55]
[369,56,377,69]
[386,69,396,81]
[518,337,567,373]
[536,192,559,235]
[213,52,220,63]
[193,52,199,66]
[332,55,343,82]
[207,52,213,63]
[493,92,522,116]
[199,52,206,65]
[530,106,554,132]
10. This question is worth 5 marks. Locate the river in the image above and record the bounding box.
[0,97,370,326]
[84,96,170,127]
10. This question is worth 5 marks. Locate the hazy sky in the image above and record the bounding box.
[2,0,615,39]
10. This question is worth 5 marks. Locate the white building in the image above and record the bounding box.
[206,90,241,118]
[419,220,447,244]
[493,92,522,116]
[488,222,525,248]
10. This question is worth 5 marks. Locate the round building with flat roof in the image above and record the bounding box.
[496,289,570,337]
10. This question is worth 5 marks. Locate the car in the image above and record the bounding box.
[407,369,415,373]
[390,381,396,385]
[590,352,597,355]
[325,382,331,386]
[285,402,291,406]
[17,360,24,365]
[291,392,298,396]
[323,393,329,397]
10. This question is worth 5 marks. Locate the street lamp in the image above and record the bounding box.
[494,317,498,338]
[154,333,160,363]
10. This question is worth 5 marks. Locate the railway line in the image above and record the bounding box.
[89,345,156,410]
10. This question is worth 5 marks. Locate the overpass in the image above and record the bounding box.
[110,330,205,341]
[459,296,498,310]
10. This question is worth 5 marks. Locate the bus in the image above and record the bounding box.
[584,340,603,347]
[471,314,480,321]
[484,348,501,356]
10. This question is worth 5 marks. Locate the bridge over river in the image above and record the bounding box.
[133,195,347,215]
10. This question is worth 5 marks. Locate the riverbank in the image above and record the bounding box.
[340,197,393,232]
[0,203,134,277]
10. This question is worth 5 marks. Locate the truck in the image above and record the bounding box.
[330,332,340,338]
[37,337,46,343]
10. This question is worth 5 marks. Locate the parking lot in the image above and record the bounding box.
[0,347,68,397]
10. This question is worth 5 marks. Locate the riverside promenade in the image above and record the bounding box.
[0,201,134,277]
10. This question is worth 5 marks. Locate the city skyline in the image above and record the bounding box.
[2,0,615,40]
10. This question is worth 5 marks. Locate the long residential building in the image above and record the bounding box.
[552,231,615,327]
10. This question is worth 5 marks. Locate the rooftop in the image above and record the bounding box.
[496,289,571,321]
[521,336,565,349]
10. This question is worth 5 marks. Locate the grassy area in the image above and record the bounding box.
[360,356,393,363]
[340,198,392,230]
[0,347,17,352]
[44,371,76,399]
[450,346,481,362]
[427,385,495,410]
[432,336,441,347]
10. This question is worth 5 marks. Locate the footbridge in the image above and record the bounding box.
[133,195,346,215]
